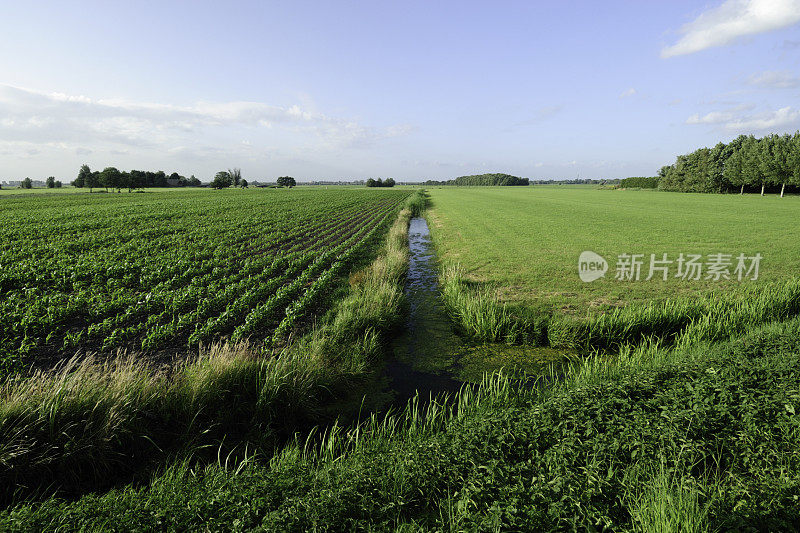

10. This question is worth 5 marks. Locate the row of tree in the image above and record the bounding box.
[658,132,800,196]
[530,178,618,185]
[422,173,530,186]
[2,177,62,189]
[73,165,202,192]
[365,178,395,187]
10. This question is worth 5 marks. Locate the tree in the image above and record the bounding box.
[84,171,100,192]
[788,131,800,196]
[724,145,746,194]
[187,175,202,187]
[277,176,296,187]
[228,168,242,187]
[739,136,761,195]
[212,171,233,189]
[21,177,33,189]
[46,176,56,188]
[154,171,164,187]
[100,167,123,192]
[74,164,91,188]
[384,178,396,187]
[365,178,376,187]
[55,180,62,188]
[127,170,145,192]
[773,134,793,198]
[240,179,248,188]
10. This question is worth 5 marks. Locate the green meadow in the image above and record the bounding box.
[426,186,800,316]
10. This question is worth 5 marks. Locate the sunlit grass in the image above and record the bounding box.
[426,186,800,316]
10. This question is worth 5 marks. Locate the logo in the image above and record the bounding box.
[579,251,608,282]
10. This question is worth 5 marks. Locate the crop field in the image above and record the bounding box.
[427,186,800,316]
[0,188,409,376]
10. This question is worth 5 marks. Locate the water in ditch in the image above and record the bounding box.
[382,217,570,404]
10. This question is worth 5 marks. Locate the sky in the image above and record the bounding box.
[1,0,800,182]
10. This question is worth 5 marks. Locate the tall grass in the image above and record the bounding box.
[548,277,800,351]
[625,462,713,533]
[0,194,422,503]
[0,343,337,503]
[439,265,548,345]
[5,316,799,530]
[438,260,800,354]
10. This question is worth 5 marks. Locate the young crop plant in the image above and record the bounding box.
[0,188,410,377]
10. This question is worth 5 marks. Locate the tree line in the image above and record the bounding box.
[72,165,202,192]
[365,178,395,187]
[422,173,530,186]
[531,178,619,185]
[658,132,800,196]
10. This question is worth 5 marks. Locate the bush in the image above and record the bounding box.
[619,176,659,188]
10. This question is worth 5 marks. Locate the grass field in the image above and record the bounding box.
[427,186,800,316]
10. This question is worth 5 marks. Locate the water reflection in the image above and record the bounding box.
[383,218,568,403]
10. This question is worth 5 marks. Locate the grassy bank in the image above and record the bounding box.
[0,191,425,505]
[4,314,799,531]
[439,264,800,353]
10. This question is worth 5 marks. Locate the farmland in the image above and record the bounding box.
[426,186,800,315]
[0,188,409,376]
[1,185,799,531]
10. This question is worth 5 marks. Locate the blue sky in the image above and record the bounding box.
[1,0,799,182]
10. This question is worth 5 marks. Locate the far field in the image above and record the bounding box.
[426,186,800,316]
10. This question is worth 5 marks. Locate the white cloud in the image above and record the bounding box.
[0,84,411,155]
[747,70,800,88]
[662,0,800,58]
[685,111,734,124]
[686,105,800,131]
[619,88,637,98]
[725,106,800,130]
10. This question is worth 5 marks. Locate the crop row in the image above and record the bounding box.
[0,189,409,374]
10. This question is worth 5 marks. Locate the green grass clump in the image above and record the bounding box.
[4,316,799,531]
[403,189,427,217]
[440,265,549,345]
[625,462,713,533]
